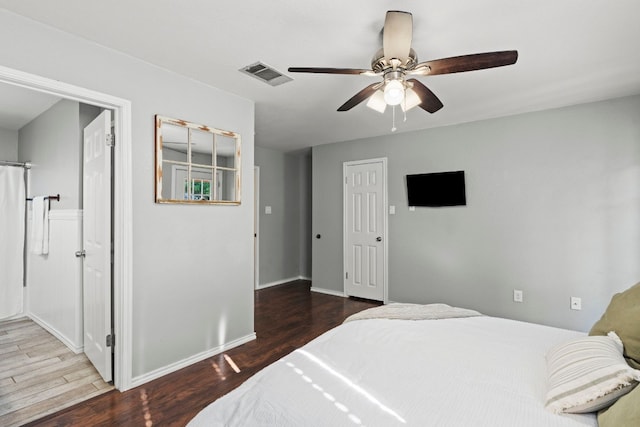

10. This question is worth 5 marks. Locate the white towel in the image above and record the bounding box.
[30,196,50,255]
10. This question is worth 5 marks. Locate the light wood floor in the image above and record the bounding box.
[0,317,113,427]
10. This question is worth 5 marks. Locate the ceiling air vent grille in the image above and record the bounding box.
[239,62,292,87]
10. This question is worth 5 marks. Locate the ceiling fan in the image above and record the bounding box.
[288,10,518,121]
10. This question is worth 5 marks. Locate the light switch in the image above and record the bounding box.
[389,205,396,215]
[265,206,272,214]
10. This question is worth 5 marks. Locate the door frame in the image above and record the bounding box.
[0,65,133,391]
[342,157,389,304]
[254,166,260,289]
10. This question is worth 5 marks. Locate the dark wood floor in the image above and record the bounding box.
[27,281,380,426]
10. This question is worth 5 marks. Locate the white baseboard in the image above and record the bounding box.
[257,276,309,290]
[130,332,257,389]
[29,313,83,354]
[310,287,345,298]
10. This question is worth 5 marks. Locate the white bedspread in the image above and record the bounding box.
[188,316,597,427]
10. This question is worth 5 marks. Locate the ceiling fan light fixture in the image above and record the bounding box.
[383,79,405,105]
[401,87,422,112]
[288,11,518,117]
[366,90,387,113]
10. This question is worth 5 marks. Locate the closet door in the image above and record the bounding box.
[343,159,387,302]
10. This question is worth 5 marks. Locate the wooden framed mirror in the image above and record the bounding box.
[155,115,241,204]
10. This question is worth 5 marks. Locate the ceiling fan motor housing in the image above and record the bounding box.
[371,48,418,73]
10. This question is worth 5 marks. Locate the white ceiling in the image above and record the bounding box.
[0,82,61,130]
[1,0,639,151]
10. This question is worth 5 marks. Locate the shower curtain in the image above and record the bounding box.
[0,165,25,319]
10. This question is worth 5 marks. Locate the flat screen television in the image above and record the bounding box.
[406,171,466,207]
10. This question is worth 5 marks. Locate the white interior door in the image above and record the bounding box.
[83,110,112,382]
[344,159,387,302]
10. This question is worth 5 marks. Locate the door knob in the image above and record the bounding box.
[75,250,86,258]
[376,236,382,242]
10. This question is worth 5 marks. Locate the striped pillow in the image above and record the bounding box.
[545,332,640,414]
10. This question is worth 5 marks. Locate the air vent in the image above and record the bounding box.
[239,62,292,87]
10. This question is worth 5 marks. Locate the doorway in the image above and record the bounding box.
[0,65,133,391]
[343,158,388,302]
[0,101,120,424]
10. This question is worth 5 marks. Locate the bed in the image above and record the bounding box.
[191,282,640,426]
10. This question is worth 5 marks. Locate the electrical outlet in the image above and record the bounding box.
[513,289,523,303]
[571,297,582,310]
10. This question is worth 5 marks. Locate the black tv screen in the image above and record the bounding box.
[406,171,466,207]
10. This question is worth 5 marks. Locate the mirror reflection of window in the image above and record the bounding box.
[184,178,211,200]
[155,115,241,204]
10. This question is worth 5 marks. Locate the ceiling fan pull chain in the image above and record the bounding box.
[403,97,408,122]
[391,106,397,132]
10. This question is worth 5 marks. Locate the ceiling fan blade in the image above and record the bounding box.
[416,51,518,76]
[337,83,381,111]
[383,11,413,64]
[288,67,376,76]
[407,79,443,113]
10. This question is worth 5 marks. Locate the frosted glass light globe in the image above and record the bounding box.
[383,80,405,106]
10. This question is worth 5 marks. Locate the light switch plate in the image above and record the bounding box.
[513,289,523,303]
[570,297,582,310]
[265,206,272,214]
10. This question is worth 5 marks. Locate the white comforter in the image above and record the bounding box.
[189,316,597,426]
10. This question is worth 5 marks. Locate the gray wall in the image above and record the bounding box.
[0,9,255,380]
[18,99,90,209]
[0,127,19,161]
[18,99,100,346]
[313,95,640,332]
[255,146,311,285]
